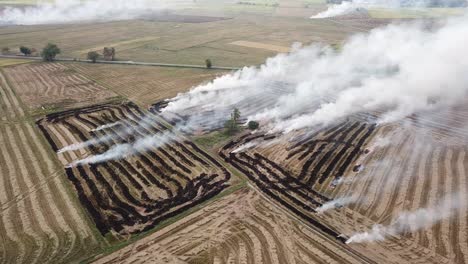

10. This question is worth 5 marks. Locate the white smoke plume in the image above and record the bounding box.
[91,121,122,132]
[311,0,466,19]
[231,141,259,153]
[311,1,361,19]
[0,0,190,26]
[163,13,468,134]
[58,114,157,154]
[316,196,357,213]
[68,129,175,166]
[346,193,466,244]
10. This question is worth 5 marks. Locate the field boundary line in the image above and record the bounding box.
[0,55,240,71]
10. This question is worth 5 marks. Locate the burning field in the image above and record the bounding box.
[36,102,232,235]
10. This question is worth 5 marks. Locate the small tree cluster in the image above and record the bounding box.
[248,120,259,130]
[205,59,212,69]
[41,43,61,62]
[103,47,115,61]
[20,46,32,56]
[87,51,100,63]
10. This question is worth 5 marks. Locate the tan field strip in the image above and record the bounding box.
[0,70,103,263]
[229,41,291,53]
[77,36,160,55]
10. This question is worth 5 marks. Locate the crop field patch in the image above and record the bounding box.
[94,188,384,264]
[37,102,231,235]
[229,40,291,52]
[219,121,376,238]
[67,62,225,106]
[0,70,103,263]
[3,62,117,110]
[0,58,33,67]
[218,114,468,263]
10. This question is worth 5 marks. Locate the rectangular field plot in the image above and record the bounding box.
[67,62,225,106]
[37,102,231,235]
[219,121,377,237]
[3,62,117,110]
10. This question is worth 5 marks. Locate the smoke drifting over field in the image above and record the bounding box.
[346,193,466,243]
[69,130,175,167]
[311,0,466,19]
[163,13,468,134]
[0,0,189,25]
[316,196,357,213]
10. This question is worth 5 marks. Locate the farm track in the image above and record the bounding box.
[0,71,102,263]
[38,101,231,235]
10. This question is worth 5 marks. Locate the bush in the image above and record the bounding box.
[1,47,10,55]
[205,59,212,69]
[248,120,259,130]
[87,51,99,63]
[41,43,61,62]
[19,46,32,56]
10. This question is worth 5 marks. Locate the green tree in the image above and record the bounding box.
[205,59,212,69]
[87,51,99,63]
[224,108,241,135]
[41,43,61,62]
[248,120,259,130]
[19,46,32,56]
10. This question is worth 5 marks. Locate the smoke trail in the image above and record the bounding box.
[91,121,122,132]
[57,135,112,154]
[0,0,191,26]
[68,129,175,166]
[346,193,466,243]
[311,0,466,19]
[231,141,259,153]
[58,114,157,154]
[163,13,468,134]
[316,196,357,213]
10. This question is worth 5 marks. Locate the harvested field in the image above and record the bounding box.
[67,62,225,106]
[0,58,33,67]
[37,102,232,235]
[328,107,468,264]
[229,40,291,52]
[94,187,395,264]
[3,62,117,110]
[0,70,103,263]
[218,117,465,263]
[219,120,377,239]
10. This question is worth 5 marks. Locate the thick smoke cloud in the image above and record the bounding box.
[0,0,189,26]
[311,0,466,19]
[346,193,466,243]
[163,13,468,134]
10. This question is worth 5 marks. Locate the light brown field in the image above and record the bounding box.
[94,187,389,264]
[66,62,226,106]
[229,40,291,53]
[3,62,117,111]
[0,70,104,263]
[0,13,389,67]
